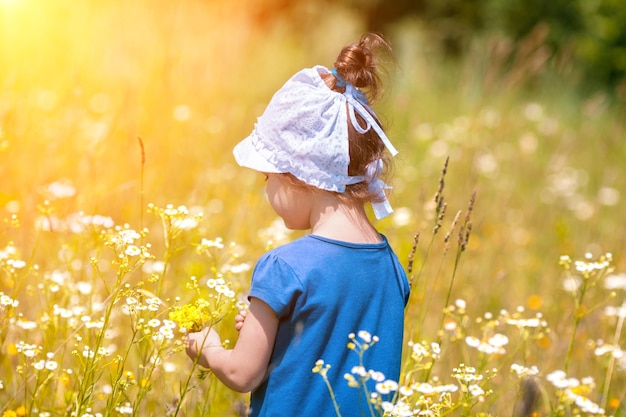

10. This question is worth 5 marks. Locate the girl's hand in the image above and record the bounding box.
[185,327,222,369]
[234,309,248,332]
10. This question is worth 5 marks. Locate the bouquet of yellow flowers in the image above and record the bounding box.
[168,298,212,333]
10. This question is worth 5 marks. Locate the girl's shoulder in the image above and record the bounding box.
[261,235,319,258]
[261,235,392,265]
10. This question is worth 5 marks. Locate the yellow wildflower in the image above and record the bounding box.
[169,298,212,332]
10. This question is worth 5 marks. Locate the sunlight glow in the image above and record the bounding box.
[0,0,21,6]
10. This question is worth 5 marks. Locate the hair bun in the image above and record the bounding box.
[333,33,392,103]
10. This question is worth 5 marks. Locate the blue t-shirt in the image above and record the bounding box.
[248,234,410,417]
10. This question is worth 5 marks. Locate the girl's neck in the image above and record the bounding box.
[309,197,382,244]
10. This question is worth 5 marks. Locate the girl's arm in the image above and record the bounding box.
[185,297,278,392]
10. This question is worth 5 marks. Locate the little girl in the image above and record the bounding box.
[186,33,410,416]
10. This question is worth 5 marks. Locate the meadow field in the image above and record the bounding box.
[1,1,625,416]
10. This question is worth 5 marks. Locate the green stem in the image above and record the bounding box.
[601,300,626,410]
[198,377,213,417]
[406,235,436,342]
[105,326,139,416]
[321,373,342,417]
[564,276,588,373]
[440,249,463,334]
[75,268,127,415]
[133,341,165,415]
[157,219,173,297]
[422,248,462,383]
[174,325,215,417]
[358,351,377,417]
[418,246,448,335]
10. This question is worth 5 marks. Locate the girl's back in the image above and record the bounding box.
[249,235,410,416]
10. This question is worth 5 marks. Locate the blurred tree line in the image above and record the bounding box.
[253,0,626,99]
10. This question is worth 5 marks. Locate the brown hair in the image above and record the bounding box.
[325,32,394,205]
[281,33,395,206]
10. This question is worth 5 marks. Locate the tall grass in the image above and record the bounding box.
[1,1,625,415]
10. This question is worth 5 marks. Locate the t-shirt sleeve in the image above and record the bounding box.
[248,252,303,319]
[388,247,411,306]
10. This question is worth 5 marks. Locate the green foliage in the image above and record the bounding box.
[576,0,626,89]
[485,0,626,93]
[279,0,626,94]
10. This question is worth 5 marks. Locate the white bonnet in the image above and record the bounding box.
[233,65,398,218]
